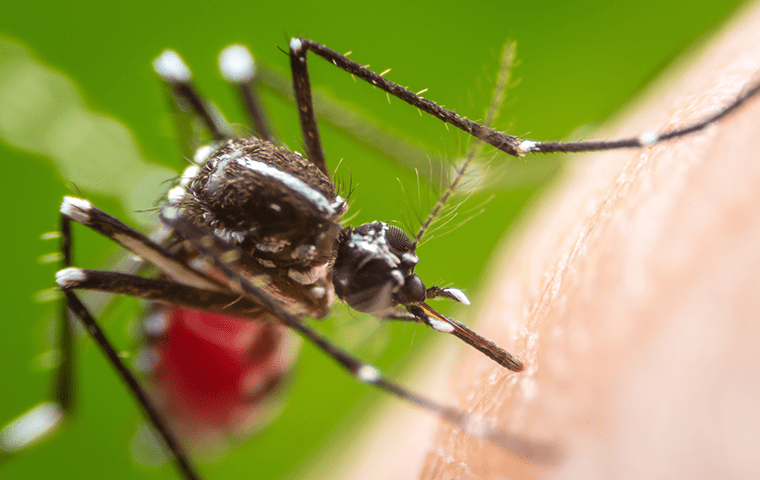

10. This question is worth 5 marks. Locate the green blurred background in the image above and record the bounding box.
[0,0,750,478]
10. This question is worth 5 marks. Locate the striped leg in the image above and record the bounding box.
[160,205,559,462]
[288,37,760,158]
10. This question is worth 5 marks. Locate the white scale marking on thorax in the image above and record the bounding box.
[228,155,335,215]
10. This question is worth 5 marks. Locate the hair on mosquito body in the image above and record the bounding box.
[2,29,759,480]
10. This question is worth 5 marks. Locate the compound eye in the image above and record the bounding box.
[386,225,413,253]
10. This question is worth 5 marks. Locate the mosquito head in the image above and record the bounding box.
[332,221,426,314]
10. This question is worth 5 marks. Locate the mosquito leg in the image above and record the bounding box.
[255,60,448,185]
[0,206,214,472]
[289,37,524,158]
[58,289,200,480]
[153,49,229,142]
[288,310,553,461]
[0,222,75,454]
[159,206,553,460]
[56,268,266,317]
[55,215,75,412]
[56,207,202,479]
[219,45,276,143]
[1,216,82,454]
[60,196,221,291]
[523,77,760,153]
[288,38,329,176]
[293,37,760,158]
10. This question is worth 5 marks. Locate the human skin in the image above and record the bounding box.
[419,3,760,479]
[303,4,760,480]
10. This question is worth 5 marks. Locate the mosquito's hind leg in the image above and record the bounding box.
[219,44,276,143]
[59,288,199,480]
[289,37,760,158]
[288,38,329,175]
[154,46,278,154]
[56,200,203,478]
[1,209,200,480]
[0,215,74,456]
[154,49,230,144]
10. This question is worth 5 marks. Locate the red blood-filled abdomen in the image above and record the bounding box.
[142,307,298,449]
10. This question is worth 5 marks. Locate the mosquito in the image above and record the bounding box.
[3,37,759,480]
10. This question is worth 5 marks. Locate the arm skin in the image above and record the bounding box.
[307,3,760,480]
[421,4,760,479]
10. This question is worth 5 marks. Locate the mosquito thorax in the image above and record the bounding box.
[169,137,347,269]
[332,221,426,314]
